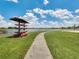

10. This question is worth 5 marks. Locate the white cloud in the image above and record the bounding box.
[19,12,54,28]
[7,0,18,3]
[43,0,49,5]
[20,12,38,23]
[8,21,16,27]
[0,15,4,20]
[0,20,16,28]
[33,8,74,20]
[49,9,74,20]
[0,15,8,28]
[75,9,79,13]
[32,8,79,27]
[33,8,47,18]
[0,15,16,28]
[0,20,8,28]
[1,8,78,28]
[33,8,48,14]
[48,21,60,27]
[19,12,39,28]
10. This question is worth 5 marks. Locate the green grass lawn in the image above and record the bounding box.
[0,32,39,59]
[45,31,79,59]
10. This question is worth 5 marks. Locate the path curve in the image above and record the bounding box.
[24,32,53,59]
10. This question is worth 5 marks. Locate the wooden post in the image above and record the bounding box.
[74,24,75,30]
[23,23,25,31]
[18,21,20,35]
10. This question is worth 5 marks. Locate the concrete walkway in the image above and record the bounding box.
[63,30,79,33]
[24,32,53,59]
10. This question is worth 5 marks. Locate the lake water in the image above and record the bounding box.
[6,28,60,35]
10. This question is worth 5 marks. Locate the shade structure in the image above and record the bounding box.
[10,17,29,37]
[10,17,29,23]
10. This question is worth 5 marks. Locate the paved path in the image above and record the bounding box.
[63,30,79,33]
[24,32,53,59]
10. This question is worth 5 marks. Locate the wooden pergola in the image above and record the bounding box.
[10,17,29,37]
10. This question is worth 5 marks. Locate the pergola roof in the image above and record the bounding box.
[10,17,29,23]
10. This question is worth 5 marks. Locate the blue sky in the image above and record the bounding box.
[0,0,79,18]
[0,0,79,28]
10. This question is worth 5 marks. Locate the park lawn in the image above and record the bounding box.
[45,31,79,59]
[0,32,39,59]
